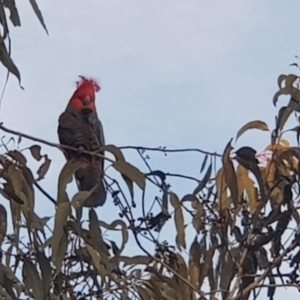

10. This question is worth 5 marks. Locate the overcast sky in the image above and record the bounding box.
[0,1,300,298]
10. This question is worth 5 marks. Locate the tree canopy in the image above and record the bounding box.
[1,2,300,300]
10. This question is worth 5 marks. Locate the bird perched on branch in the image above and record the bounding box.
[57,76,106,207]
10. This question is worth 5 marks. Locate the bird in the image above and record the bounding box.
[57,76,106,207]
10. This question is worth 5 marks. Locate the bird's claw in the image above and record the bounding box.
[78,146,85,154]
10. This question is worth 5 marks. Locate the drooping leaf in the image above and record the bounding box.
[101,144,125,161]
[85,244,107,277]
[71,187,97,209]
[88,209,110,266]
[189,236,200,266]
[276,99,300,132]
[236,120,269,142]
[161,186,169,215]
[57,160,88,204]
[277,74,287,88]
[199,154,208,173]
[0,204,7,246]
[51,229,68,275]
[220,250,237,300]
[0,264,19,298]
[37,155,51,180]
[236,146,265,202]
[170,193,186,250]
[3,0,21,26]
[115,255,152,266]
[22,257,44,300]
[191,200,205,233]
[29,0,48,34]
[222,139,238,208]
[193,163,212,195]
[216,168,231,210]
[29,145,42,161]
[36,251,52,295]
[98,219,128,253]
[51,202,70,273]
[273,74,299,106]
[0,41,21,85]
[7,150,27,165]
[198,247,217,289]
[113,160,145,190]
[136,286,152,300]
[237,165,258,214]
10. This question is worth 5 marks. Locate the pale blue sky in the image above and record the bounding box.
[0,1,300,298]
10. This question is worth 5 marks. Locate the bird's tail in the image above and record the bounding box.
[75,163,106,207]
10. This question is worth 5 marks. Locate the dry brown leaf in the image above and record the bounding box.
[216,168,231,210]
[222,140,238,208]
[236,120,269,142]
[170,193,186,250]
[237,165,258,214]
[270,186,284,205]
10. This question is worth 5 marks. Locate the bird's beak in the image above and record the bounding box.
[81,95,94,113]
[82,95,91,107]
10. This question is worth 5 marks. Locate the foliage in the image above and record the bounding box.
[0,72,300,300]
[2,2,300,300]
[0,0,47,86]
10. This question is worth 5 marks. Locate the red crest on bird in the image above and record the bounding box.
[68,76,101,112]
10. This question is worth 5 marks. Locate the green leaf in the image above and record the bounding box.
[22,257,44,300]
[3,0,21,26]
[115,255,152,266]
[199,154,208,173]
[98,219,128,253]
[193,163,212,195]
[88,209,110,265]
[113,160,145,190]
[29,0,48,34]
[57,160,88,204]
[36,251,52,295]
[52,229,68,275]
[101,144,125,161]
[71,188,97,209]
[51,202,70,273]
[276,100,300,132]
[0,41,21,85]
[85,244,107,277]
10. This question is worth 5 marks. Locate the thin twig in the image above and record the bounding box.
[119,145,221,157]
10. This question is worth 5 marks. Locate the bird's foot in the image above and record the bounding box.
[78,146,85,154]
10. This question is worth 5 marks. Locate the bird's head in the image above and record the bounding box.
[68,76,101,113]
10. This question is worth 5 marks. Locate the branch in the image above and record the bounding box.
[0,123,112,162]
[229,240,300,300]
[119,145,221,157]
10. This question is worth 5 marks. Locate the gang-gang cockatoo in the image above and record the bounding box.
[57,76,106,207]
